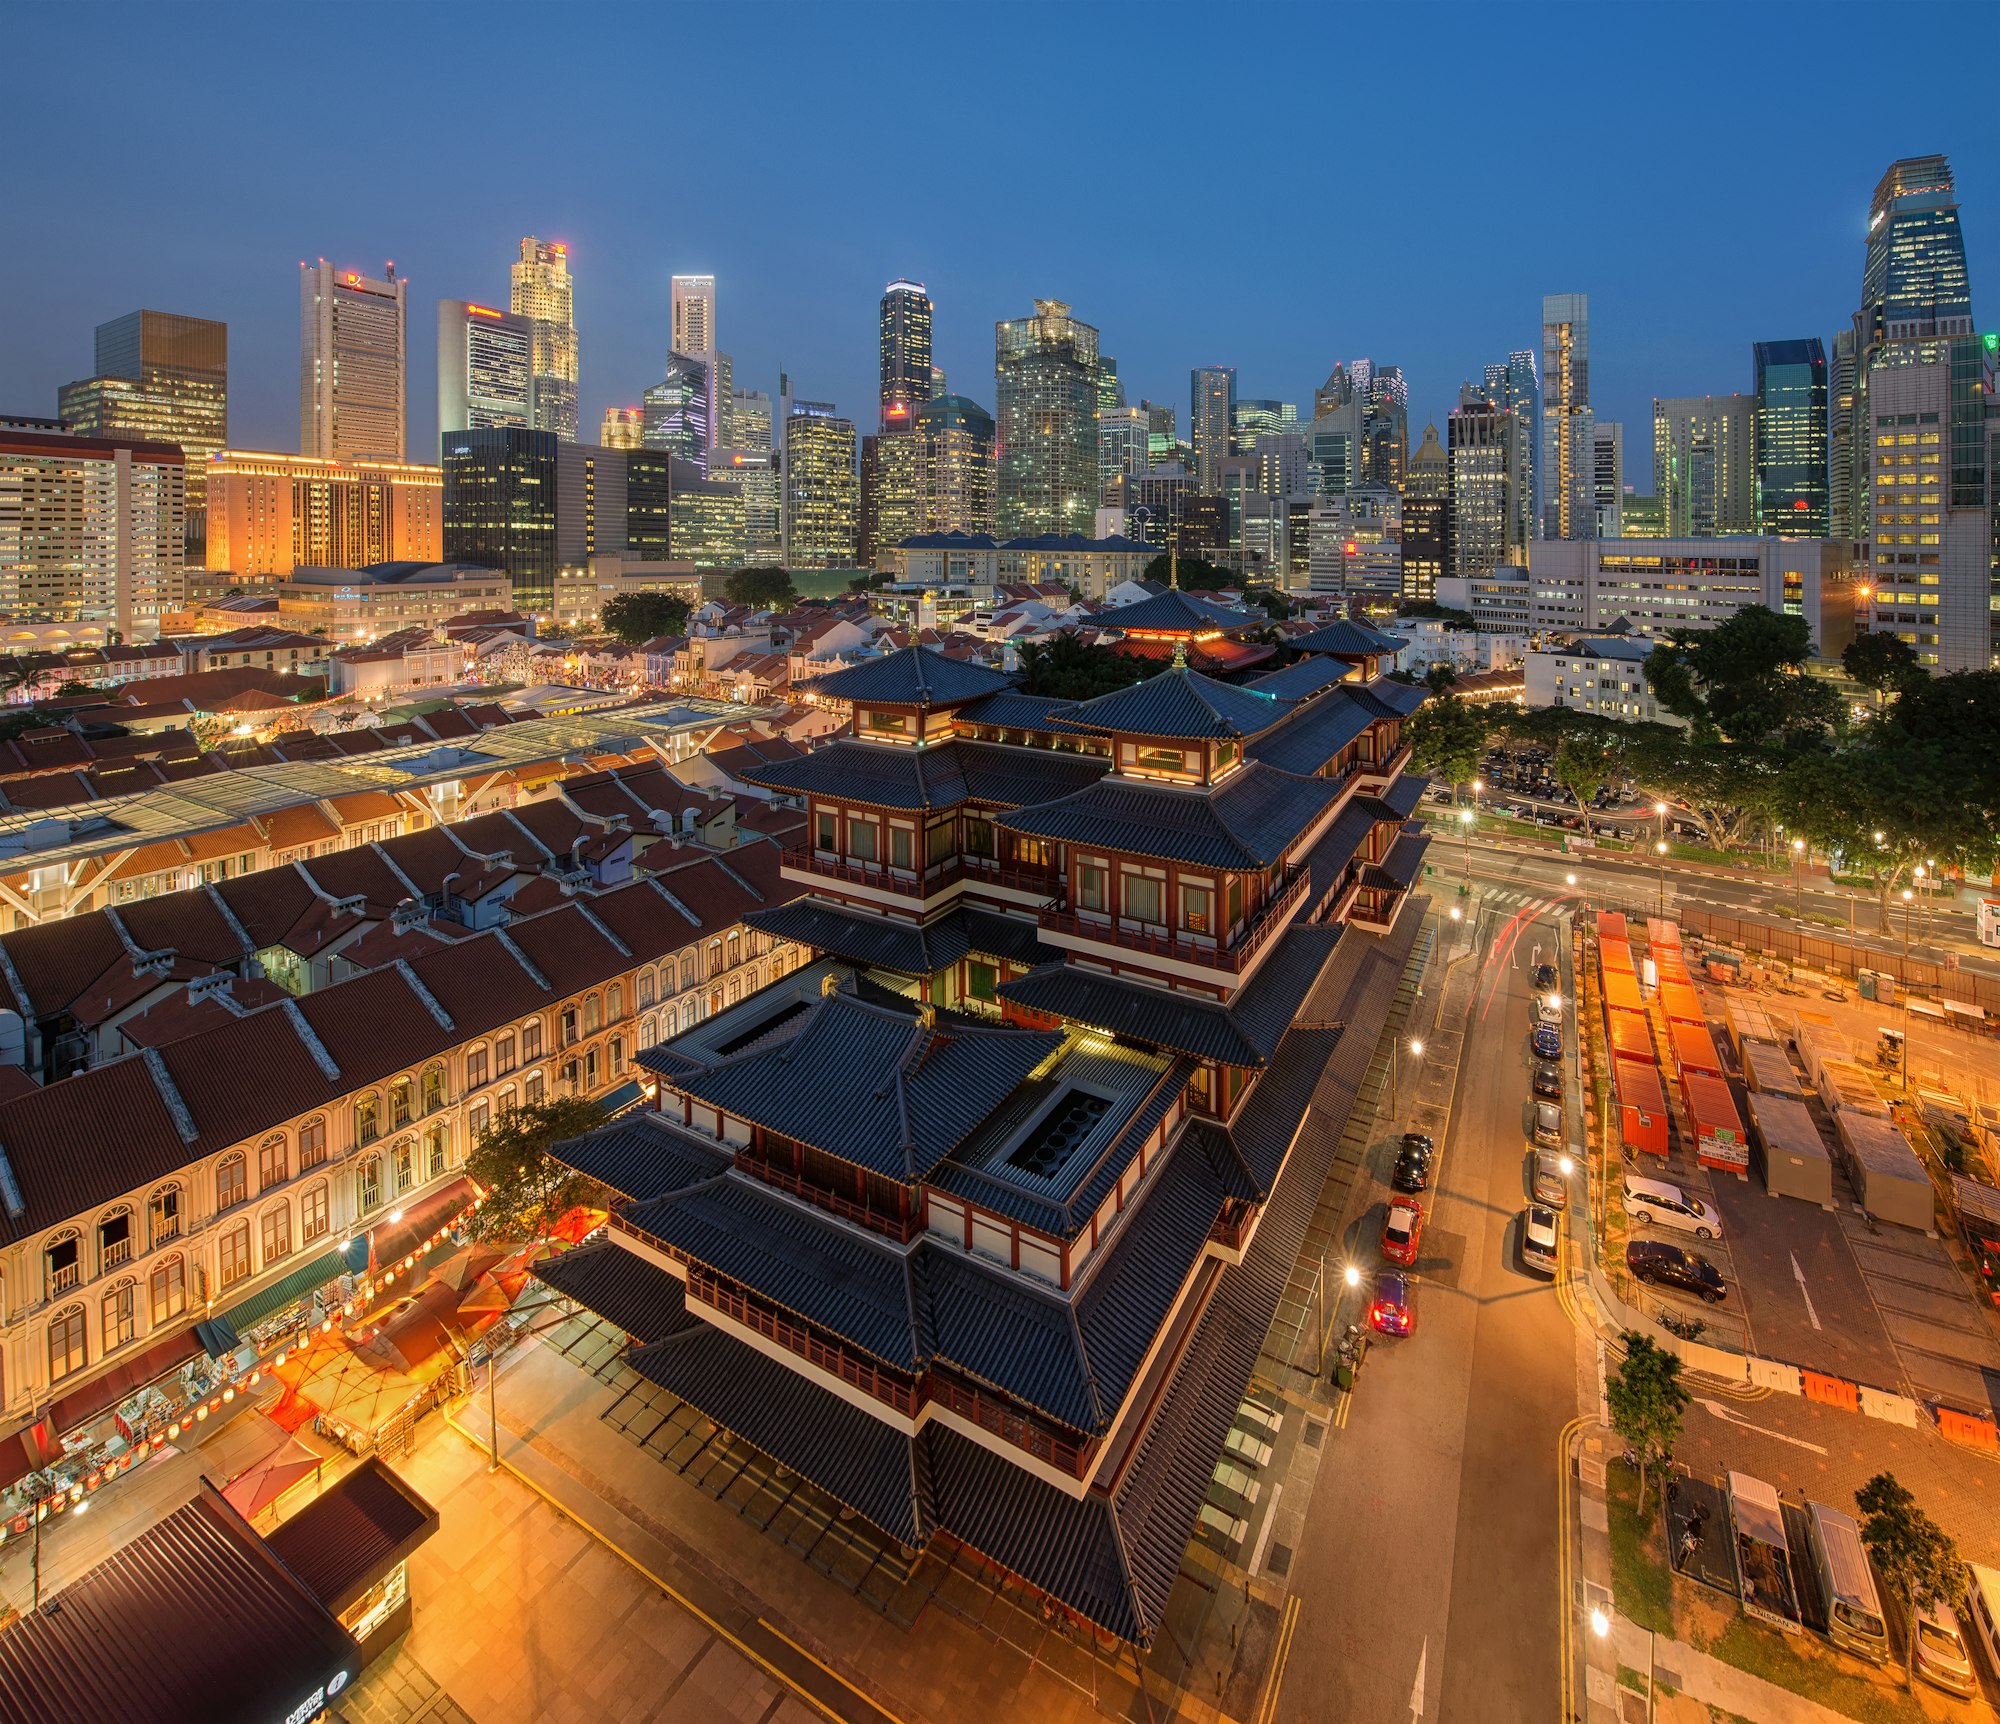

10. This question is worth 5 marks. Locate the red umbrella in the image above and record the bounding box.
[222,1441,322,1519]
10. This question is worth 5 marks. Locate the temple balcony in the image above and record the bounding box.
[1039,864,1309,978]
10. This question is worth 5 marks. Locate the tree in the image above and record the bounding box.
[1643,605,1840,745]
[1404,694,1485,799]
[1423,663,1459,693]
[1141,552,1229,590]
[1605,1332,1689,1514]
[1016,633,1148,700]
[1844,631,1924,704]
[462,1096,610,1244]
[599,591,691,645]
[1397,598,1480,631]
[723,566,798,609]
[1554,731,1619,842]
[1855,1472,1966,1691]
[1619,725,1770,849]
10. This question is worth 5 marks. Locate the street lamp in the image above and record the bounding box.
[1392,1036,1424,1111]
[1655,840,1669,918]
[1473,776,1485,813]
[1791,837,1806,921]
[1459,806,1474,892]
[1902,887,1915,959]
[1653,801,1668,852]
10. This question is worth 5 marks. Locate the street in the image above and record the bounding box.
[1277,893,1591,1721]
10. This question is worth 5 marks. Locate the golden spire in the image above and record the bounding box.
[1172,637,1188,670]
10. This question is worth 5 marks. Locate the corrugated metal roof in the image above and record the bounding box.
[262,1456,438,1616]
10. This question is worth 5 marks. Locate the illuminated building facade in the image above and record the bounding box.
[880,281,934,427]
[1447,394,1519,580]
[1401,423,1448,601]
[668,458,749,568]
[1753,339,1829,537]
[600,407,644,450]
[782,413,859,567]
[510,237,579,440]
[1231,398,1297,455]
[206,451,441,577]
[1652,394,1754,537]
[436,300,535,432]
[672,275,718,449]
[995,300,1100,538]
[1189,366,1235,492]
[707,447,782,561]
[1592,421,1623,537]
[300,261,408,462]
[914,394,996,538]
[0,429,185,635]
[441,427,558,607]
[727,388,773,453]
[56,311,226,548]
[860,430,923,565]
[642,353,711,472]
[1098,404,1149,505]
[1539,294,1593,540]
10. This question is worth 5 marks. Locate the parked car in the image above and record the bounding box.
[1532,1149,1569,1209]
[1531,1023,1563,1061]
[1626,1240,1728,1303]
[1532,1060,1564,1101]
[1532,1099,1563,1148]
[1401,1131,1435,1159]
[1392,1144,1432,1194]
[1369,1271,1415,1336]
[1382,1198,1424,1265]
[1536,992,1564,1026]
[1533,963,1558,993]
[1913,1599,1977,1698]
[1622,1174,1724,1241]
[1521,1205,1561,1276]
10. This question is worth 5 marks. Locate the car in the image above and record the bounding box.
[1531,1024,1563,1061]
[1382,1198,1423,1265]
[1532,1060,1564,1101]
[1536,993,1564,1026]
[1369,1271,1415,1335]
[1521,1205,1561,1276]
[1391,1147,1431,1194]
[1400,1131,1435,1160]
[1532,1149,1570,1209]
[1626,1239,1728,1303]
[1622,1174,1724,1241]
[1913,1599,1977,1697]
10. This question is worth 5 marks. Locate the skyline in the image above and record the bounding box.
[6,5,1999,478]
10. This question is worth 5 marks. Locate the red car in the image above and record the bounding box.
[1382,1198,1423,1265]
[1369,1272,1415,1335]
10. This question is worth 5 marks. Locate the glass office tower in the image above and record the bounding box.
[1753,339,1829,537]
[995,300,1100,537]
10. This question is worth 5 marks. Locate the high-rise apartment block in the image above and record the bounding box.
[1402,423,1448,601]
[916,395,997,539]
[300,261,407,462]
[56,310,226,546]
[783,411,859,567]
[880,281,934,428]
[1539,295,1593,540]
[510,237,579,439]
[995,301,1101,538]
[206,450,442,577]
[0,428,185,635]
[1753,339,1829,537]
[437,300,535,432]
[1501,351,1539,548]
[1189,366,1235,492]
[1653,394,1755,537]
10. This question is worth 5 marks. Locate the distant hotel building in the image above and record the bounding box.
[205,451,442,578]
[276,561,514,641]
[300,261,408,462]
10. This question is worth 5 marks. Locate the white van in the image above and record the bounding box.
[1804,1503,1888,1664]
[1965,1563,2000,1679]
[1622,1174,1725,1241]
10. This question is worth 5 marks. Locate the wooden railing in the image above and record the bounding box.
[1040,865,1309,974]
[688,1268,921,1416]
[781,845,961,898]
[928,1374,1089,1477]
[739,1154,918,1244]
[960,853,1062,896]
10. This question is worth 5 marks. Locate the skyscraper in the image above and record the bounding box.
[1653,395,1755,537]
[1447,392,1519,580]
[707,447,782,562]
[56,310,226,549]
[437,300,535,433]
[995,300,1101,537]
[671,274,716,358]
[1098,405,1150,504]
[783,411,859,567]
[1502,351,1540,548]
[1402,423,1449,600]
[728,388,773,452]
[860,430,923,564]
[1189,366,1235,492]
[1753,339,1829,537]
[1232,399,1297,455]
[1307,367,1363,497]
[915,394,997,538]
[510,237,578,440]
[642,353,711,471]
[206,450,441,575]
[1841,156,1975,541]
[1539,294,1593,540]
[1592,422,1623,538]
[600,407,643,450]
[879,281,934,428]
[1830,330,1859,540]
[440,426,558,609]
[300,260,407,462]
[1360,366,1408,492]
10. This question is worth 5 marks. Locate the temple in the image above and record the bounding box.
[535,622,1430,1645]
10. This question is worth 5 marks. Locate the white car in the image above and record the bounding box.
[1521,1205,1561,1277]
[1622,1174,1724,1242]
[1536,993,1565,1026]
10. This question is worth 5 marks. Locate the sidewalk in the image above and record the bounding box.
[1607,1610,1864,1724]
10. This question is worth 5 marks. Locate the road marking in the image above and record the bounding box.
[1693,1397,1828,1453]
[1408,1637,1429,1718]
[1555,1416,1587,1724]
[1255,1595,1301,1724]
[1790,1252,1822,1331]
[1247,1483,1284,1578]
[757,1620,906,1724]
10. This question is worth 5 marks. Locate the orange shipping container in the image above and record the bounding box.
[1683,1070,1747,1172]
[1615,1057,1670,1156]
[1670,1019,1724,1079]
[1649,918,1683,952]
[1607,1007,1654,1063]
[1602,969,1646,1013]
[1597,911,1629,944]
[1601,940,1636,973]
[1660,980,1704,1026]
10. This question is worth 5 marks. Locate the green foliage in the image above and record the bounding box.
[1141,552,1230,589]
[1016,633,1149,700]
[1397,598,1480,631]
[1844,631,1924,698]
[846,571,893,594]
[1855,1472,1965,1691]
[1606,1331,1689,1514]
[598,591,691,645]
[1554,731,1618,838]
[1423,663,1459,693]
[1404,693,1485,792]
[462,1096,610,1244]
[722,566,799,609]
[1244,584,1292,621]
[1642,606,1839,744]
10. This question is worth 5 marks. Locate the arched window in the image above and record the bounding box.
[357,1155,383,1214]
[610,1036,625,1077]
[727,932,742,969]
[637,969,656,1009]
[420,1065,446,1114]
[48,1306,86,1382]
[257,1133,287,1192]
[355,1092,382,1146]
[299,1116,328,1170]
[390,1077,414,1129]
[148,1254,186,1325]
[101,1278,136,1352]
[96,1206,133,1272]
[424,1122,448,1179]
[216,1152,247,1212]
[679,951,697,991]
[43,1228,80,1300]
[639,1013,657,1048]
[583,993,601,1035]
[465,1043,490,1089]
[607,982,624,1020]
[148,1183,182,1248]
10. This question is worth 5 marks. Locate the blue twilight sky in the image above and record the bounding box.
[7,1,2000,484]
